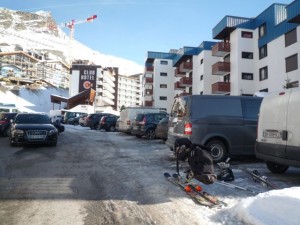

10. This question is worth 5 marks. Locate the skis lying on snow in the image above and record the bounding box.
[247,170,278,189]
[164,172,226,208]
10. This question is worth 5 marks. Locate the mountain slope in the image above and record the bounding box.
[0,8,143,75]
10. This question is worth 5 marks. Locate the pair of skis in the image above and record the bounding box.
[164,172,227,208]
[247,169,278,189]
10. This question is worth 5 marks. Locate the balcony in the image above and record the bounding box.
[145,65,154,72]
[212,62,230,75]
[211,82,231,94]
[144,100,153,107]
[212,42,230,57]
[175,67,185,77]
[179,77,192,87]
[145,88,153,95]
[179,91,190,97]
[179,61,193,72]
[144,77,153,84]
[174,81,185,90]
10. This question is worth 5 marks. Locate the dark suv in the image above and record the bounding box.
[99,115,119,132]
[85,113,112,129]
[0,112,18,137]
[131,112,168,139]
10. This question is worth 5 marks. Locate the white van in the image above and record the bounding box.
[256,87,300,173]
[118,107,166,134]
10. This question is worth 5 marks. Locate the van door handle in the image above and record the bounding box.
[282,130,288,141]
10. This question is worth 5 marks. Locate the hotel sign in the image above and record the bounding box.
[79,66,97,92]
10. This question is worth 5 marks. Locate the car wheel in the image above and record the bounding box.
[3,127,10,137]
[266,161,289,174]
[109,126,116,132]
[136,134,142,138]
[146,129,156,139]
[206,139,227,163]
[73,121,78,126]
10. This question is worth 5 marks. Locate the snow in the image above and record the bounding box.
[229,187,300,225]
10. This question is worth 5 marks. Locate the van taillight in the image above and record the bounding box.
[127,120,130,125]
[184,123,192,135]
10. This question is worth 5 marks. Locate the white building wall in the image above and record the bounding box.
[194,50,221,95]
[153,59,175,113]
[230,28,256,95]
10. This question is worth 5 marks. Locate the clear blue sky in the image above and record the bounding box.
[1,0,292,65]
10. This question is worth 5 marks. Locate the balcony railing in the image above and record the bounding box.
[144,100,153,107]
[144,77,153,84]
[174,81,185,90]
[145,65,154,72]
[175,67,185,77]
[211,82,231,94]
[179,61,193,72]
[179,91,190,97]
[212,62,230,75]
[212,42,230,57]
[179,77,192,87]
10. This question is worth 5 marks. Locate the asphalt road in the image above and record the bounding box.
[0,125,299,225]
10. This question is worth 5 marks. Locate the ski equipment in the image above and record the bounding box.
[248,169,278,189]
[173,173,227,207]
[215,181,257,194]
[164,172,216,208]
[217,158,234,182]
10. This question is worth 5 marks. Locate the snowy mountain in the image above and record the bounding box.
[0,8,143,75]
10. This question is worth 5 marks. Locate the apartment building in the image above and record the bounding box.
[144,42,221,113]
[144,0,300,109]
[117,73,142,111]
[212,1,300,95]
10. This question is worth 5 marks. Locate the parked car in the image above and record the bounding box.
[131,112,168,139]
[99,115,119,132]
[256,87,300,174]
[0,112,18,137]
[51,115,64,123]
[155,117,169,141]
[85,113,112,129]
[118,107,166,134]
[79,114,88,126]
[165,95,263,162]
[67,116,80,125]
[9,113,59,146]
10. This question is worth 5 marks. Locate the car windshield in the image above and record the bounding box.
[15,114,50,124]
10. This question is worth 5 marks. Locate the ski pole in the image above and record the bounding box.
[215,181,257,194]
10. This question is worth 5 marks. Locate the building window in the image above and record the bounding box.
[259,23,266,38]
[160,84,167,88]
[285,29,297,47]
[259,66,268,81]
[200,59,203,64]
[241,31,253,38]
[159,96,167,100]
[285,54,298,73]
[160,60,168,65]
[242,52,253,59]
[160,72,167,76]
[259,45,267,59]
[242,73,253,80]
[200,75,203,80]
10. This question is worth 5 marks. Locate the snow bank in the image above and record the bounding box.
[232,187,300,225]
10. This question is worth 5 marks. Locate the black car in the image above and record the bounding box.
[155,117,169,141]
[0,112,18,137]
[85,113,112,129]
[99,115,119,132]
[131,112,168,139]
[9,113,59,146]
